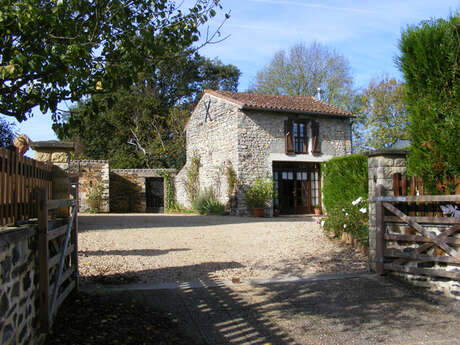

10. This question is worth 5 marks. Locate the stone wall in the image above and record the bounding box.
[69,161,110,213]
[176,94,352,214]
[366,150,408,264]
[176,94,239,208]
[366,149,460,299]
[236,111,352,214]
[110,169,174,213]
[0,226,43,345]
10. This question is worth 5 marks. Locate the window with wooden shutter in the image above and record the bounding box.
[285,119,294,155]
[311,120,321,155]
[300,120,308,153]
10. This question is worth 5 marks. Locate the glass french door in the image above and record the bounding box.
[273,162,321,214]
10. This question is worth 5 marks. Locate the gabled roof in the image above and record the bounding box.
[204,89,353,117]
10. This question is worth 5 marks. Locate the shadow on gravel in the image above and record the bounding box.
[88,275,460,345]
[80,247,190,257]
[78,213,315,232]
[247,276,460,344]
[82,261,246,286]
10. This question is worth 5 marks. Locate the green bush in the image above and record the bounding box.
[192,187,225,215]
[245,177,274,208]
[398,13,460,193]
[321,154,369,243]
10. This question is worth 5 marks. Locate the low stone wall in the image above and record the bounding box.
[110,171,145,212]
[70,160,110,213]
[0,226,43,345]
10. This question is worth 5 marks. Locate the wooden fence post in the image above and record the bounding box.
[71,182,79,291]
[375,184,385,275]
[37,187,50,332]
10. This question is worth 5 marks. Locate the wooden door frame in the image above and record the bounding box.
[273,162,321,215]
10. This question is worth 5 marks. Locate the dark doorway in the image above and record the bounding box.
[273,162,321,215]
[146,178,164,213]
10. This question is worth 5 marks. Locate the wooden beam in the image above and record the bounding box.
[49,266,75,297]
[54,280,76,318]
[48,244,75,270]
[49,206,77,318]
[383,203,460,259]
[374,195,460,202]
[384,249,460,264]
[384,233,460,245]
[375,184,385,275]
[384,263,460,280]
[385,216,459,224]
[47,224,68,241]
[37,187,50,332]
[71,202,79,291]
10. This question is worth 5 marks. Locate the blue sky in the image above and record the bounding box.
[2,0,458,156]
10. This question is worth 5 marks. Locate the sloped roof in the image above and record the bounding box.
[204,89,352,117]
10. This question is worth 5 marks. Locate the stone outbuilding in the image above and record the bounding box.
[31,141,174,213]
[175,90,354,215]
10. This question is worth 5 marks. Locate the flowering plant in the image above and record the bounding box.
[322,195,369,245]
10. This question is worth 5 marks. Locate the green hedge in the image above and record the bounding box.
[398,14,460,193]
[321,154,369,243]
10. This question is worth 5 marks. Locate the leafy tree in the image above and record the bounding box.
[355,76,408,150]
[250,42,357,111]
[0,117,16,147]
[54,56,240,169]
[397,13,459,192]
[0,0,228,121]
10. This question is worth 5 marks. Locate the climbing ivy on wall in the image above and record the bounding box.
[184,155,201,203]
[159,171,175,211]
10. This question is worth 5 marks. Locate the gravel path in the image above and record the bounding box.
[78,214,367,284]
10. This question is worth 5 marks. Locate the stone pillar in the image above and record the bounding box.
[31,141,75,217]
[364,149,409,271]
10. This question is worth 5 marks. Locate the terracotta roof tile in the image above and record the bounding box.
[205,89,352,117]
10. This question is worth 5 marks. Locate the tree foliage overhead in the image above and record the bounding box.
[250,41,357,111]
[354,76,408,151]
[397,13,459,192]
[54,56,240,169]
[0,117,16,147]
[0,0,228,121]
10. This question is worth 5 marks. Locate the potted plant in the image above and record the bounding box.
[314,205,322,215]
[245,177,274,217]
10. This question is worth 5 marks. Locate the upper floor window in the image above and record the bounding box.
[293,121,306,153]
[284,119,321,155]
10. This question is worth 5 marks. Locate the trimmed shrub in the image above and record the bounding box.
[321,154,369,243]
[398,13,460,193]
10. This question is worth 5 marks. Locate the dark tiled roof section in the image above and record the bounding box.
[204,90,352,117]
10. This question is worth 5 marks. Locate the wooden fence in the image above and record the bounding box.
[0,147,53,226]
[374,183,460,280]
[392,173,459,217]
[37,187,79,331]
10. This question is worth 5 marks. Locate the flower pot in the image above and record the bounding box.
[314,207,322,215]
[252,208,264,217]
[273,208,280,217]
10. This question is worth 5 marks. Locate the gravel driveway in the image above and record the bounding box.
[78,214,367,284]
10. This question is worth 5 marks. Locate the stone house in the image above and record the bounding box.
[175,90,353,215]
